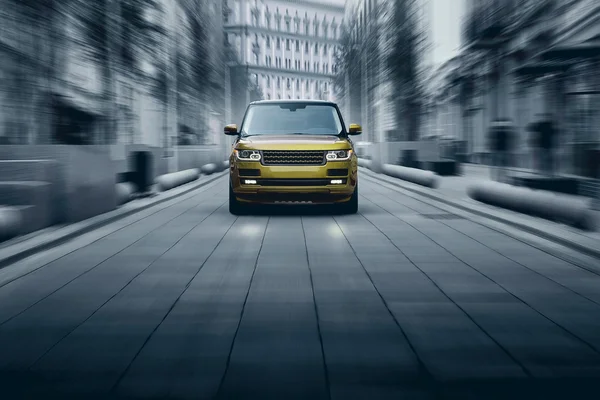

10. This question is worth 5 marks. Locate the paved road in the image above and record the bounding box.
[1,172,600,399]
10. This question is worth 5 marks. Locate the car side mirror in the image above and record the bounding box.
[224,124,238,135]
[348,123,362,135]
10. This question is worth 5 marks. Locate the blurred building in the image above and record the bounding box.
[0,0,228,148]
[0,1,58,144]
[460,0,600,177]
[223,0,344,114]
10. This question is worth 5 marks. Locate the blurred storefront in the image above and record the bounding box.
[460,0,600,177]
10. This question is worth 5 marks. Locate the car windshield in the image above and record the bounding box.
[240,104,344,136]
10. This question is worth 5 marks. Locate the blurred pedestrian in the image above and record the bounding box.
[487,118,515,182]
[528,114,557,176]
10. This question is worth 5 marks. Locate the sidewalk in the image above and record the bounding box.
[0,171,227,268]
[360,163,600,260]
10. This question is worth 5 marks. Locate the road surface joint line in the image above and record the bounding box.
[0,177,226,289]
[330,216,436,387]
[360,191,600,356]
[214,217,270,400]
[301,217,332,400]
[0,187,226,327]
[361,179,600,307]
[25,197,228,371]
[362,173,600,277]
[361,172,600,277]
[430,212,600,308]
[356,207,532,378]
[110,200,234,394]
[0,172,228,270]
[360,168,600,261]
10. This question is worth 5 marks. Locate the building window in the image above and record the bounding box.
[254,53,259,64]
[278,94,281,99]
[267,93,271,100]
[296,79,300,90]
[323,44,327,55]
[314,43,318,55]
[266,36,271,48]
[266,76,271,87]
[306,80,309,91]
[287,78,291,89]
[276,38,280,49]
[295,40,300,52]
[277,77,281,89]
[286,39,290,50]
[286,20,290,31]
[305,42,309,54]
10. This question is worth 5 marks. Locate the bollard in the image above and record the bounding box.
[116,182,135,205]
[155,169,200,192]
[382,164,439,188]
[200,163,218,175]
[467,181,595,230]
[357,158,372,169]
[0,207,22,242]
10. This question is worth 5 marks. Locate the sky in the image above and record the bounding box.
[430,0,465,65]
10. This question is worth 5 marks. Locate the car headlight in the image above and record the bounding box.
[234,149,261,161]
[326,149,352,161]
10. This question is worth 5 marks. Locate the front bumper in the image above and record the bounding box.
[230,158,357,204]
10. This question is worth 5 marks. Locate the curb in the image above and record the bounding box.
[0,170,227,269]
[360,167,600,261]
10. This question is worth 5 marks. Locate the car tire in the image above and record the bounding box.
[229,182,246,215]
[341,183,358,214]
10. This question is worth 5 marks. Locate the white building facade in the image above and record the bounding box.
[224,0,344,102]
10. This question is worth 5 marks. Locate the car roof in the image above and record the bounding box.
[249,99,338,107]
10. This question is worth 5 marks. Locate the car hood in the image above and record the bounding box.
[236,135,352,151]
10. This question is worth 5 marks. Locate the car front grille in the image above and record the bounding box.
[261,150,326,165]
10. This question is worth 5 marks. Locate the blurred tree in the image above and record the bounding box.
[333,15,360,120]
[386,0,426,141]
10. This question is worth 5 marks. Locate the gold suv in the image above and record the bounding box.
[224,100,362,215]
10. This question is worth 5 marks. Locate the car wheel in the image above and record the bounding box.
[341,183,358,214]
[229,182,246,215]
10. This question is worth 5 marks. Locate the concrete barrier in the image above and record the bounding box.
[116,182,135,205]
[155,169,200,192]
[381,164,439,188]
[222,160,230,170]
[467,181,595,230]
[0,207,22,242]
[200,163,218,175]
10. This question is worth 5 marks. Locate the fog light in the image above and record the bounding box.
[331,179,343,184]
[245,179,257,184]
